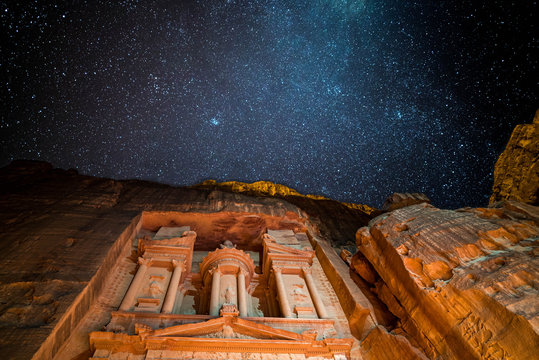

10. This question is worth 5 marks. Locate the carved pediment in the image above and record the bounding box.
[143,316,305,341]
[91,317,354,357]
[199,325,257,339]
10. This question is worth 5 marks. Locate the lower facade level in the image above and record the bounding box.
[88,225,355,359]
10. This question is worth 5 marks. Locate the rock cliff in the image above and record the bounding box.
[192,179,379,247]
[381,193,430,212]
[192,179,378,216]
[354,202,539,359]
[490,109,538,205]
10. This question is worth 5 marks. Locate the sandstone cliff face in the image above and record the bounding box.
[355,201,539,359]
[192,179,378,247]
[490,109,538,205]
[0,161,374,359]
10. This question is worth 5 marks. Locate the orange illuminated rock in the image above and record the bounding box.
[355,202,539,359]
[360,326,428,360]
[193,179,379,215]
[490,109,539,205]
[192,179,378,249]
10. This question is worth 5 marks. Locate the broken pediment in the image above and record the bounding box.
[139,230,197,251]
[262,233,315,274]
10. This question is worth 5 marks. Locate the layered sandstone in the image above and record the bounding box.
[490,109,538,205]
[355,201,539,359]
[381,193,430,212]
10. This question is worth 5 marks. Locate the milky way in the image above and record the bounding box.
[2,1,537,208]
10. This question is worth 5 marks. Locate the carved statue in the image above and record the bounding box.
[148,281,162,297]
[224,286,235,304]
[291,284,308,302]
[220,240,236,249]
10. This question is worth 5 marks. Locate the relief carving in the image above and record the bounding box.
[171,258,186,271]
[220,240,236,249]
[148,281,163,297]
[291,284,308,303]
[460,314,510,359]
[134,323,152,334]
[200,326,256,339]
[322,328,338,339]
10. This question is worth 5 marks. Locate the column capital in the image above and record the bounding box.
[272,266,283,274]
[237,267,248,276]
[209,265,221,276]
[302,266,313,275]
[171,259,185,271]
[138,257,152,267]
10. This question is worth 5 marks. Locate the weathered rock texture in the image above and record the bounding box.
[360,326,428,360]
[0,160,374,359]
[381,193,430,212]
[490,109,538,205]
[192,179,380,247]
[355,201,539,359]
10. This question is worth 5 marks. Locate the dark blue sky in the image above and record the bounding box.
[2,1,537,208]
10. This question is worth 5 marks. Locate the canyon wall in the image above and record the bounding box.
[350,113,539,359]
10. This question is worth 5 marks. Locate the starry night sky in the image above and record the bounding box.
[2,1,537,209]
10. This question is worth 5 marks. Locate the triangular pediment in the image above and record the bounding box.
[144,316,304,341]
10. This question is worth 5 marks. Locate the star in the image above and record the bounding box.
[1,1,536,209]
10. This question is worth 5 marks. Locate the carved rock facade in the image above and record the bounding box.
[0,160,373,359]
[86,226,354,359]
[2,137,539,360]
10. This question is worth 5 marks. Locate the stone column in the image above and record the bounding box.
[161,259,184,314]
[303,267,328,319]
[209,266,221,316]
[119,257,152,311]
[273,267,293,318]
[237,269,248,317]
